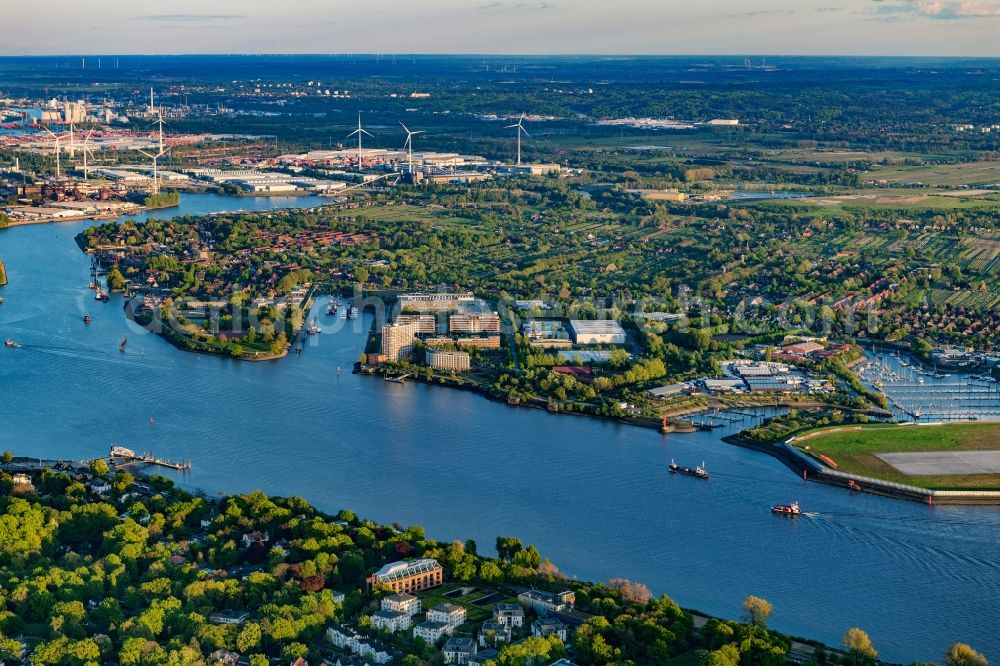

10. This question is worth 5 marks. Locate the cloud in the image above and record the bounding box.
[137,14,246,22]
[729,8,795,17]
[871,0,1000,18]
[476,1,554,10]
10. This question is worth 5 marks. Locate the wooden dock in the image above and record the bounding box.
[109,447,191,471]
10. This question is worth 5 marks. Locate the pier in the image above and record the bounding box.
[109,446,191,471]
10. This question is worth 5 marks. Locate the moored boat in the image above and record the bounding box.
[4,339,20,348]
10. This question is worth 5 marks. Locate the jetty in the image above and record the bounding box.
[109,446,191,471]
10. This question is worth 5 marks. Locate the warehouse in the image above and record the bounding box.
[567,319,626,345]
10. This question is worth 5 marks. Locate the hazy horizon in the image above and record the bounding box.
[2,0,1000,58]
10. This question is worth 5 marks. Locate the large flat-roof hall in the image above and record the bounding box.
[568,319,626,345]
[366,558,444,593]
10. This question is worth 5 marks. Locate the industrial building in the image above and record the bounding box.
[568,319,626,345]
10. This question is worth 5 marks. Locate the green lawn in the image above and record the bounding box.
[797,423,1000,490]
[416,584,520,628]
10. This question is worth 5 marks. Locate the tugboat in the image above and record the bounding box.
[669,460,709,479]
[4,339,20,348]
[83,314,92,325]
[771,501,801,516]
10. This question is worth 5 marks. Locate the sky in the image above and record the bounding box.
[2,0,1000,57]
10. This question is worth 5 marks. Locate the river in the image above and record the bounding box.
[1,193,998,662]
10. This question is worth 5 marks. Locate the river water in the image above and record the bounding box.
[1,194,998,662]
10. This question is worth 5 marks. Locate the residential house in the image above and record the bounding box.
[470,649,499,666]
[332,591,346,605]
[517,590,575,616]
[478,621,512,647]
[413,620,451,643]
[443,637,478,665]
[327,624,362,651]
[241,531,269,548]
[209,609,250,625]
[532,618,568,641]
[382,593,421,616]
[355,638,393,665]
[493,604,525,628]
[370,609,411,634]
[427,603,466,627]
[208,649,240,665]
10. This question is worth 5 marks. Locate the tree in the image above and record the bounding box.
[1,451,13,464]
[741,596,772,628]
[608,578,653,604]
[842,628,878,664]
[89,459,110,478]
[354,266,369,285]
[946,643,988,666]
[237,622,262,653]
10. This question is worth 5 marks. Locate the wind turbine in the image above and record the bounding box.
[505,114,529,166]
[136,113,168,195]
[400,122,424,175]
[346,113,373,168]
[41,125,65,180]
[80,129,96,179]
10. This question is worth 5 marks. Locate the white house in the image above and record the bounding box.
[531,617,568,641]
[413,620,451,643]
[493,604,525,628]
[382,593,421,616]
[443,637,477,665]
[427,603,466,627]
[479,621,512,647]
[327,624,362,651]
[208,609,250,625]
[355,639,393,665]
[370,609,411,634]
[518,590,575,616]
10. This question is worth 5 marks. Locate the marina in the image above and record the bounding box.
[859,350,1000,422]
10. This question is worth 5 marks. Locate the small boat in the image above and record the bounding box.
[83,314,92,324]
[95,289,105,301]
[4,339,20,348]
[771,501,801,516]
[669,459,709,479]
[347,306,359,320]
[118,336,128,353]
[848,480,862,492]
[385,374,407,383]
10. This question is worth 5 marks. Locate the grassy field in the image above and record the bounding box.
[869,161,1000,186]
[797,423,1000,490]
[416,583,521,632]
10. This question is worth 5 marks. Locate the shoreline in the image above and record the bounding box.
[722,430,1000,505]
